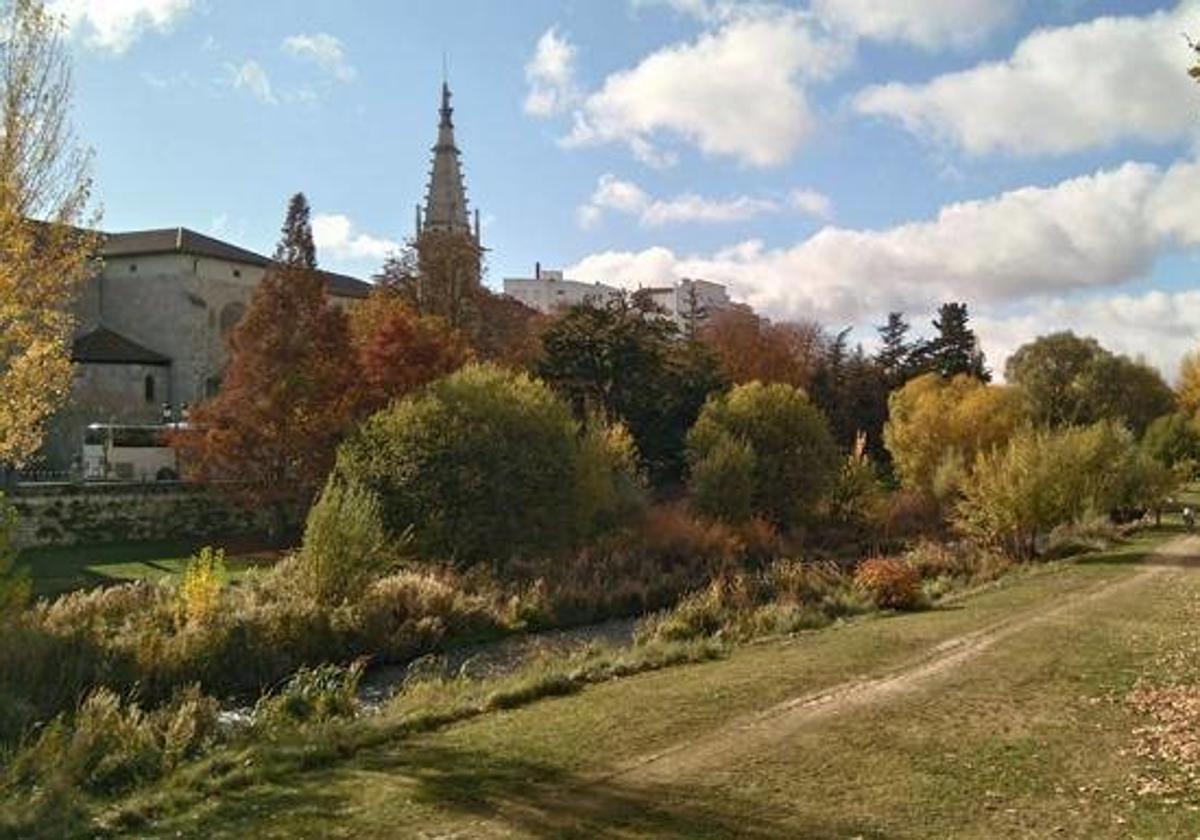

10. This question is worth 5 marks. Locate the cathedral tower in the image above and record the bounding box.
[417,82,481,244]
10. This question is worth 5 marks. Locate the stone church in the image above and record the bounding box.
[41,81,481,472]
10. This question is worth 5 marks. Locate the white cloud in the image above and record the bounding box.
[567,159,1200,343]
[312,214,398,262]
[50,0,192,53]
[789,188,833,219]
[524,27,579,116]
[226,60,275,104]
[854,2,1199,156]
[561,8,853,167]
[812,0,1019,49]
[975,290,1200,380]
[578,173,800,227]
[283,32,356,82]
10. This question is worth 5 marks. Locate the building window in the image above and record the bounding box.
[144,374,156,403]
[129,263,137,273]
[232,268,241,278]
[205,376,222,398]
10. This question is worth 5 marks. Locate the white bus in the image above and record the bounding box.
[82,423,185,482]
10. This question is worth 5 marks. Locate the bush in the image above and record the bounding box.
[337,364,637,567]
[298,478,394,605]
[178,546,226,626]
[955,421,1175,558]
[1142,412,1200,469]
[253,661,365,731]
[687,381,839,528]
[854,557,922,610]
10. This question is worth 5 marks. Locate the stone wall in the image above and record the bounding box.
[9,482,270,548]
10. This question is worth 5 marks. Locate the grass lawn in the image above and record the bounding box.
[116,528,1200,838]
[18,537,284,599]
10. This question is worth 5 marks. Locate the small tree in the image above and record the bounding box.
[928,303,988,381]
[176,194,356,533]
[0,493,30,614]
[687,381,839,528]
[349,290,472,417]
[1142,413,1200,470]
[0,0,98,465]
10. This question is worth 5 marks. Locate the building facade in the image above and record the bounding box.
[502,270,734,326]
[39,228,370,471]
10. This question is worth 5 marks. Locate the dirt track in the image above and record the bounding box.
[600,536,1199,785]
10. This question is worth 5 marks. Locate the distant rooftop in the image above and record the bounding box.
[100,226,371,299]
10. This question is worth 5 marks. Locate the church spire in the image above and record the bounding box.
[420,81,475,240]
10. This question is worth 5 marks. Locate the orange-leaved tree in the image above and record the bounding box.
[349,288,472,417]
[176,193,356,533]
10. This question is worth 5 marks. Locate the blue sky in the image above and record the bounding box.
[57,0,1200,374]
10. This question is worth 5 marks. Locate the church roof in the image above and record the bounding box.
[100,227,372,299]
[72,327,171,366]
[422,83,474,238]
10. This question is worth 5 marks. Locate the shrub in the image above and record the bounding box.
[854,557,922,610]
[687,381,839,528]
[575,418,647,536]
[253,661,365,731]
[828,432,885,526]
[178,546,226,626]
[298,478,394,605]
[337,364,634,567]
[1142,412,1200,469]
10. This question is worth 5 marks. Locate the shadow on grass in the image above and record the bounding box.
[145,740,886,839]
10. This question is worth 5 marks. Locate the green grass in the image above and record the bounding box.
[87,527,1200,838]
[19,538,283,599]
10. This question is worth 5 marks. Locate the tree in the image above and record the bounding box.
[335,364,639,567]
[883,373,1026,499]
[928,302,988,381]
[875,312,914,387]
[1006,332,1174,434]
[1177,348,1200,416]
[0,0,97,465]
[687,381,840,528]
[700,308,827,391]
[539,295,725,484]
[349,289,472,417]
[176,193,356,533]
[1142,412,1200,469]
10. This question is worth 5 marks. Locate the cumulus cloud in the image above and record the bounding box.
[50,0,192,53]
[312,214,398,262]
[576,174,822,227]
[524,27,579,116]
[854,2,1199,156]
[974,291,1200,379]
[226,60,275,104]
[556,8,852,167]
[812,0,1019,49]
[567,159,1200,351]
[283,32,356,82]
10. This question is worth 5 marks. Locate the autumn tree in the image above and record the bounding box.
[177,193,356,533]
[0,0,97,466]
[883,373,1027,500]
[1177,348,1200,416]
[349,289,472,416]
[700,308,827,390]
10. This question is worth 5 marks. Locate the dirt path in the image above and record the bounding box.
[600,536,1200,785]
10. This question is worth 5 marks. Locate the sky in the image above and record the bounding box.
[55,0,1200,378]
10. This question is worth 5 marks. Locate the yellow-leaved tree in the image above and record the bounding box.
[0,0,97,467]
[1177,349,1200,417]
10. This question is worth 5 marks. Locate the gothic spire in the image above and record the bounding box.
[420,81,475,240]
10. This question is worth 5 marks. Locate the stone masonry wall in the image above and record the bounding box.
[9,483,270,548]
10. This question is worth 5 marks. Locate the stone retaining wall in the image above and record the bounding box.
[7,482,270,547]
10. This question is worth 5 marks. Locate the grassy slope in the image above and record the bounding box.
[128,530,1200,838]
[19,539,281,599]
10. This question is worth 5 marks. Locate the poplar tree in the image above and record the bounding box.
[0,0,97,466]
